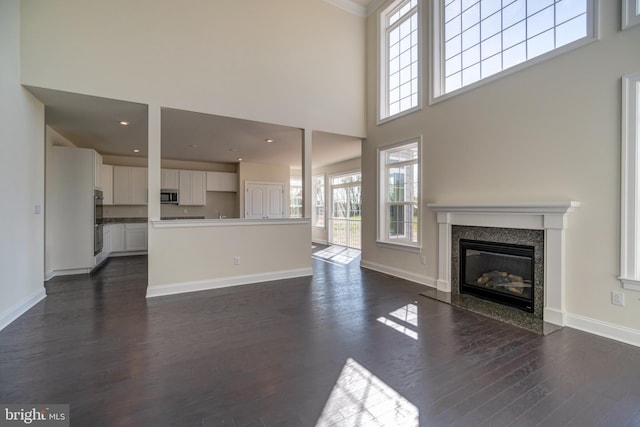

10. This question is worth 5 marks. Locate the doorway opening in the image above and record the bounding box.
[329,172,361,249]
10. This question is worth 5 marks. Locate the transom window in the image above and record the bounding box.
[379,0,421,121]
[433,0,596,100]
[378,140,420,247]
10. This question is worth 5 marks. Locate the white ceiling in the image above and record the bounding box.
[27,86,361,169]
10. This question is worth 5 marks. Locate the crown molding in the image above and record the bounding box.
[323,0,390,17]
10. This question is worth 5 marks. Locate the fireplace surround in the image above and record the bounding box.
[427,202,579,334]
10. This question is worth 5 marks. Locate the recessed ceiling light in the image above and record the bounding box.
[132,149,140,153]
[265,138,274,143]
[237,158,243,162]
[120,121,130,126]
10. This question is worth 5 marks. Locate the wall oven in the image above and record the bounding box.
[94,189,103,255]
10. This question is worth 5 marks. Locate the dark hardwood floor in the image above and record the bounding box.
[1,254,639,426]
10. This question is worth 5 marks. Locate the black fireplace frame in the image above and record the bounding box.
[459,239,535,313]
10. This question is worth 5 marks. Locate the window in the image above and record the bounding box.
[312,175,325,227]
[290,176,302,218]
[378,140,420,247]
[622,0,640,29]
[379,0,421,122]
[432,0,597,101]
[620,73,640,291]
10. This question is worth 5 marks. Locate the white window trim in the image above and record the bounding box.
[312,174,326,229]
[620,72,640,291]
[429,0,599,105]
[377,137,422,250]
[378,0,423,125]
[622,0,640,29]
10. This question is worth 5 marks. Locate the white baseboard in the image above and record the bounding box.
[146,268,313,298]
[566,313,640,348]
[46,267,92,280]
[44,270,55,281]
[360,259,437,288]
[109,251,147,257]
[312,239,329,245]
[544,307,566,327]
[0,288,46,332]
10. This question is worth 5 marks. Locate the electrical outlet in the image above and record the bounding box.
[234,256,240,265]
[420,256,427,265]
[612,290,625,306]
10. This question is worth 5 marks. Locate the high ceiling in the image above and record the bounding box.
[27,87,361,169]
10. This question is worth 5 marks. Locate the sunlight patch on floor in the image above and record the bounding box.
[376,303,419,340]
[313,245,361,265]
[316,358,419,427]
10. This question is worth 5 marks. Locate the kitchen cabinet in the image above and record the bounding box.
[245,182,284,219]
[47,146,100,276]
[125,223,147,251]
[101,164,113,205]
[161,169,180,189]
[113,166,147,205]
[94,151,103,189]
[179,170,206,206]
[110,223,147,254]
[110,224,125,252]
[206,172,238,192]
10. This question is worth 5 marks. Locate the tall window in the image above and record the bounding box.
[432,0,596,100]
[312,175,325,228]
[378,140,420,247]
[622,0,640,29]
[379,0,421,122]
[290,176,302,218]
[620,73,640,291]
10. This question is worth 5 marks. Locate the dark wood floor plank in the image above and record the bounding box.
[1,255,639,426]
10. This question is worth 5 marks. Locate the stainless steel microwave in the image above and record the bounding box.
[160,190,179,204]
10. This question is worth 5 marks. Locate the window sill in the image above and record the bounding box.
[377,104,422,126]
[376,240,421,253]
[619,277,640,292]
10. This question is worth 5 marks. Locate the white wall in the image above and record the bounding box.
[20,0,366,138]
[147,221,312,293]
[312,157,362,244]
[363,1,640,336]
[0,0,45,329]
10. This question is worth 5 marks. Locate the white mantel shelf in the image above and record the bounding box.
[427,201,580,327]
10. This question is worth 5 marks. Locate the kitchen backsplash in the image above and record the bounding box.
[103,192,238,219]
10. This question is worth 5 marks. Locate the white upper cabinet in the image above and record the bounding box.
[101,164,113,205]
[179,170,206,206]
[206,172,238,192]
[113,166,147,205]
[161,169,179,189]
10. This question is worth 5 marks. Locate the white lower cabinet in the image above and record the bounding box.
[110,224,125,252]
[125,224,148,251]
[109,223,147,255]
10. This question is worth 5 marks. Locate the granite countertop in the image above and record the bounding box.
[104,217,205,224]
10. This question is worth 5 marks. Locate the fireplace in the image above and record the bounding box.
[460,239,535,312]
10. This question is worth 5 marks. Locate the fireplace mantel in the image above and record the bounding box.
[428,201,580,327]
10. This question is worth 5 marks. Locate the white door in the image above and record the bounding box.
[245,182,284,219]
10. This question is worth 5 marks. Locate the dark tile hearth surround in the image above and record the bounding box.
[452,226,545,334]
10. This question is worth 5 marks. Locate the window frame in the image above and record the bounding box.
[430,0,599,105]
[620,72,640,291]
[312,174,326,228]
[289,176,303,219]
[377,137,422,250]
[622,0,640,29]
[378,0,423,124]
